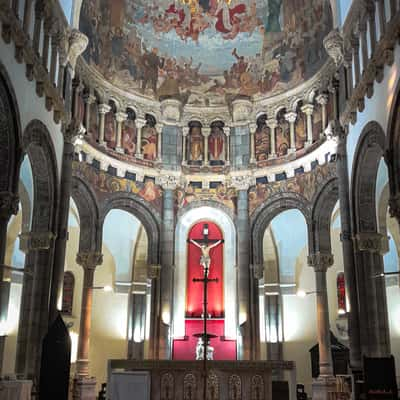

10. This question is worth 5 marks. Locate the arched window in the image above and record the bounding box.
[62,271,75,315]
[337,272,346,314]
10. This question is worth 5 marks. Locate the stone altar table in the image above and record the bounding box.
[107,360,296,400]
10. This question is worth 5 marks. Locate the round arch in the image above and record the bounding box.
[174,205,237,339]
[251,192,312,265]
[99,192,161,265]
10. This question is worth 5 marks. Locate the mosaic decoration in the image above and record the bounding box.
[79,0,332,105]
[249,163,336,214]
[72,161,163,213]
[176,183,237,212]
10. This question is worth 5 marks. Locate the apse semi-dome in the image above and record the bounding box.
[79,0,332,106]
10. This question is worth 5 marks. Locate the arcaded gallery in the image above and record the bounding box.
[1,0,400,399]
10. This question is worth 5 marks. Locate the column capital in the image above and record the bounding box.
[316,93,329,106]
[76,252,103,270]
[0,192,19,220]
[115,112,128,123]
[308,252,334,271]
[64,119,85,144]
[202,127,211,137]
[354,232,386,254]
[223,126,231,136]
[66,29,88,72]
[284,112,297,124]
[250,264,264,280]
[301,104,314,116]
[19,231,56,252]
[147,264,161,280]
[83,92,96,105]
[136,118,147,130]
[229,175,256,191]
[182,126,190,137]
[249,123,258,133]
[266,119,278,129]
[98,104,111,115]
[156,125,163,135]
[389,194,400,221]
[155,175,180,190]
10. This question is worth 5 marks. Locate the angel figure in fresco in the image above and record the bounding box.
[189,238,223,272]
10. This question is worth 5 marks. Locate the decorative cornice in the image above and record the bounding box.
[155,175,180,190]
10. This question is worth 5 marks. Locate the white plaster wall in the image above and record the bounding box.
[347,44,400,182]
[173,206,237,339]
[0,23,64,179]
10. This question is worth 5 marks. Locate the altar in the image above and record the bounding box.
[107,359,297,400]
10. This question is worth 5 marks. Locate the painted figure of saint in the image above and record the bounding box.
[189,126,204,163]
[142,123,158,161]
[208,126,225,165]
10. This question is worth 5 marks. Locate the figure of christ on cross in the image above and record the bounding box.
[189,238,223,274]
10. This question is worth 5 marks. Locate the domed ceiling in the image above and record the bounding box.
[79,0,332,106]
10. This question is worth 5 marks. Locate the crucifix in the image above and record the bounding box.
[189,223,223,400]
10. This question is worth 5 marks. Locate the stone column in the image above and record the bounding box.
[49,31,60,87]
[155,176,178,359]
[285,112,297,153]
[344,50,354,96]
[49,123,81,323]
[156,125,163,162]
[249,123,257,165]
[366,1,377,54]
[301,104,314,147]
[32,0,44,55]
[354,233,391,357]
[0,192,19,374]
[147,264,161,359]
[98,104,110,146]
[224,126,231,166]
[389,195,400,229]
[330,83,362,371]
[22,0,34,34]
[42,17,53,70]
[135,118,146,159]
[232,175,255,360]
[316,94,329,138]
[308,253,336,400]
[267,119,277,158]
[389,0,397,18]
[351,35,361,86]
[115,112,128,153]
[376,0,386,37]
[359,18,369,74]
[73,252,103,399]
[203,127,211,167]
[182,127,189,166]
[83,92,95,136]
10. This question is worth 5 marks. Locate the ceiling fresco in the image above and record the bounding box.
[79,0,332,106]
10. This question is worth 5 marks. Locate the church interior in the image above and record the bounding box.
[2,0,400,399]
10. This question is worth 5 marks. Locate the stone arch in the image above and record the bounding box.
[177,199,235,222]
[174,205,237,339]
[71,175,100,252]
[99,192,161,264]
[250,192,311,265]
[0,62,22,196]
[351,121,386,234]
[310,177,339,255]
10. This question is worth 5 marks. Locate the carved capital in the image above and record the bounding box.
[66,30,88,73]
[64,119,85,144]
[148,264,161,280]
[229,175,256,191]
[250,264,264,280]
[0,192,19,220]
[307,252,334,271]
[301,104,314,116]
[355,232,385,254]
[160,98,182,124]
[266,119,278,130]
[389,194,400,222]
[223,126,231,136]
[284,112,297,124]
[202,127,211,137]
[19,231,56,252]
[323,29,344,67]
[182,126,190,137]
[231,98,253,124]
[115,112,128,123]
[98,104,111,115]
[76,252,103,269]
[316,93,329,106]
[156,175,179,190]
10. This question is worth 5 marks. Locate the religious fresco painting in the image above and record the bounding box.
[122,111,137,155]
[209,123,226,166]
[89,101,99,141]
[141,115,158,161]
[248,162,336,214]
[79,0,332,105]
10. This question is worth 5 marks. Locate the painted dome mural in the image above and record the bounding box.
[79,0,332,105]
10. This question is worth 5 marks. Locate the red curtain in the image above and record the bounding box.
[186,222,224,318]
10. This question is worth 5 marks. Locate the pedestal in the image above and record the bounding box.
[312,376,337,400]
[73,376,97,400]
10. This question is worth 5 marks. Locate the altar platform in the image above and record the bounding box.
[107,359,297,400]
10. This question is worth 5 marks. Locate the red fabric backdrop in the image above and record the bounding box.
[186,222,224,318]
